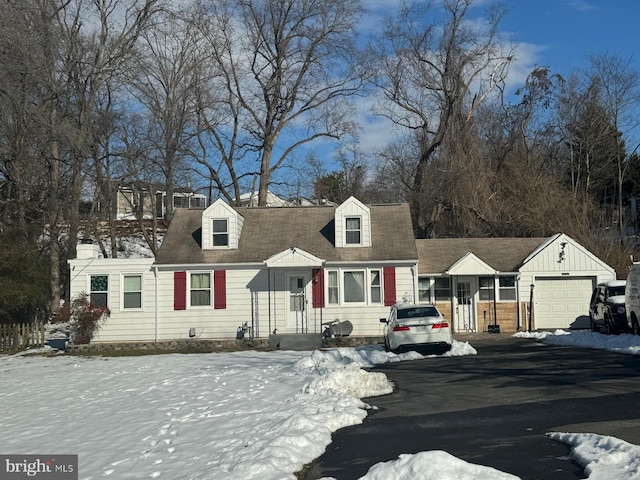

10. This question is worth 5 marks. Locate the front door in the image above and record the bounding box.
[456,280,476,332]
[287,274,307,332]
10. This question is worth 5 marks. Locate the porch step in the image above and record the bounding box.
[268,333,322,351]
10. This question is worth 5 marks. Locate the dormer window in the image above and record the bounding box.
[345,217,361,245]
[212,219,229,247]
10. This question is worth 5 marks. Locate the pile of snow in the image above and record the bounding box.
[515,329,640,355]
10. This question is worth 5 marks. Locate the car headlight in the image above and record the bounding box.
[618,306,626,314]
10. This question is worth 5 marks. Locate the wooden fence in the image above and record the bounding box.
[0,322,46,353]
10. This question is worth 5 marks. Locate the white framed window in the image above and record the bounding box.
[499,276,517,301]
[479,276,495,301]
[418,277,431,303]
[370,269,382,304]
[212,219,229,247]
[434,277,450,302]
[343,270,365,303]
[345,217,361,245]
[90,275,109,309]
[190,272,211,306]
[327,270,339,304]
[122,275,142,309]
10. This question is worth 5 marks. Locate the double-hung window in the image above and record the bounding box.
[370,269,382,304]
[123,275,142,309]
[434,277,450,302]
[327,271,339,304]
[345,217,361,245]
[90,275,108,309]
[499,276,516,301]
[191,273,211,306]
[212,219,229,247]
[479,277,495,301]
[418,277,431,303]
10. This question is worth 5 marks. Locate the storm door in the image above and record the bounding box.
[456,280,476,332]
[286,274,307,332]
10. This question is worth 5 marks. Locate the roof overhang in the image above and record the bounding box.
[264,247,324,268]
[446,252,497,276]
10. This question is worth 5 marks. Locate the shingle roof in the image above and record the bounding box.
[415,237,547,274]
[155,203,418,265]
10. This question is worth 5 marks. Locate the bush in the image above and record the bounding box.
[69,293,110,344]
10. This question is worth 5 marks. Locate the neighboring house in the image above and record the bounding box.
[415,234,616,332]
[114,182,207,220]
[69,197,418,342]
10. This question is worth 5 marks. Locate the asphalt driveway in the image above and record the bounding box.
[301,334,640,480]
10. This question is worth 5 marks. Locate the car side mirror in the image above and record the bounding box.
[379,318,388,324]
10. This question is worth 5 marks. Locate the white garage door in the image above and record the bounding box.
[534,277,595,329]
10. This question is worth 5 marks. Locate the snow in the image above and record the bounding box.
[2,330,640,479]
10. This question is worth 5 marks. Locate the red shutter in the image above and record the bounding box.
[214,270,226,309]
[174,271,187,310]
[312,268,325,308]
[383,267,396,306]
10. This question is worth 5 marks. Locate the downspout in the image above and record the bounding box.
[268,267,272,335]
[516,275,521,330]
[154,266,159,342]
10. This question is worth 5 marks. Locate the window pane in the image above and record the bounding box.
[213,219,228,233]
[327,271,339,304]
[91,275,108,292]
[346,218,360,230]
[344,271,365,302]
[213,234,229,246]
[191,273,210,289]
[123,275,141,291]
[90,292,108,309]
[371,270,380,286]
[328,271,338,287]
[123,292,142,309]
[191,290,210,306]
[345,231,360,244]
[499,276,515,288]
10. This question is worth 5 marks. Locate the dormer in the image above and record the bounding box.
[201,199,244,250]
[334,196,371,248]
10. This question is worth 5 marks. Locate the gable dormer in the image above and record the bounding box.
[201,199,244,250]
[334,196,371,248]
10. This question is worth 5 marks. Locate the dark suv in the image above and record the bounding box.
[589,280,627,334]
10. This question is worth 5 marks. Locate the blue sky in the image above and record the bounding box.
[501,0,639,81]
[341,0,640,159]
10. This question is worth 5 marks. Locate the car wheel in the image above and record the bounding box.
[590,316,598,332]
[634,321,640,336]
[604,318,612,335]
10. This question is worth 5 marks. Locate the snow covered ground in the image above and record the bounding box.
[2,330,640,479]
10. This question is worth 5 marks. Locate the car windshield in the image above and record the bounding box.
[397,306,439,319]
[608,286,625,297]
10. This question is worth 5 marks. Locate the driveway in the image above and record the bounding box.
[302,334,640,480]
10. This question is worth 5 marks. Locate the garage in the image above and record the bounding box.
[533,277,596,329]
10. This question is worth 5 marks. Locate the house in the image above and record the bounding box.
[68,197,418,342]
[415,234,616,332]
[114,182,207,220]
[69,196,618,343]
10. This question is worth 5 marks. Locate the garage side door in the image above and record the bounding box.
[534,277,595,329]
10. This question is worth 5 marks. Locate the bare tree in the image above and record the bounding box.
[369,0,513,237]
[587,54,640,237]
[195,0,364,206]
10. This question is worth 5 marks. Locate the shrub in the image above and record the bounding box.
[69,293,110,344]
